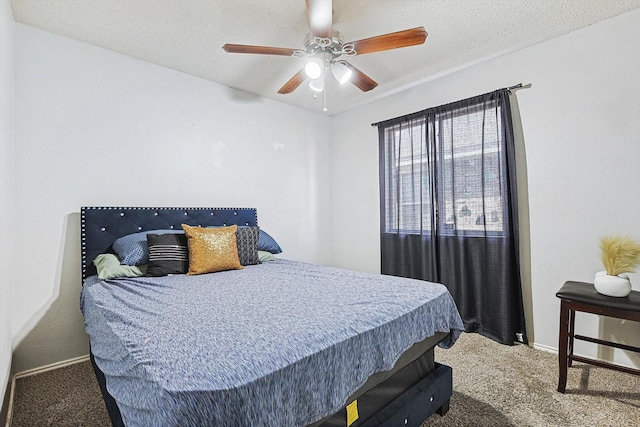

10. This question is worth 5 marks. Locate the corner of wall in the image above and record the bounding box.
[0,0,16,421]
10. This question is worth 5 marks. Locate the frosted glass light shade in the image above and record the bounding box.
[331,61,352,84]
[304,59,323,79]
[309,74,325,92]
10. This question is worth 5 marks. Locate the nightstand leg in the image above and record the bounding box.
[568,308,575,367]
[558,299,570,393]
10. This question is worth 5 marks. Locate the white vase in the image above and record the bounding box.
[594,271,632,297]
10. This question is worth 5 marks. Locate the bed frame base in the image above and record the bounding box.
[361,363,452,427]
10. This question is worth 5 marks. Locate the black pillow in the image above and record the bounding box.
[236,226,260,266]
[146,233,189,276]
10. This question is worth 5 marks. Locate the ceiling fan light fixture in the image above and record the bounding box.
[304,58,323,79]
[331,61,352,84]
[309,74,325,92]
[223,2,428,99]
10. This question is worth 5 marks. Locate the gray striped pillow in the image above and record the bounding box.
[146,233,189,276]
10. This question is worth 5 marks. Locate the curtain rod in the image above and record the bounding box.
[371,83,532,127]
[507,82,532,91]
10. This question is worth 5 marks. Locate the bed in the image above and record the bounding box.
[80,206,464,427]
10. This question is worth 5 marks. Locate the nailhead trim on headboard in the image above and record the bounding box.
[81,207,258,280]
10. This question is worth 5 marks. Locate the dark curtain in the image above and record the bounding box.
[377,89,527,345]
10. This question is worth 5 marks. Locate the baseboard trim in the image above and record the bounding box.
[532,342,640,372]
[3,376,14,427]
[1,361,13,427]
[13,354,90,380]
[533,342,557,354]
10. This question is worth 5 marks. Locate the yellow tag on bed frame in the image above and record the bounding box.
[346,399,359,426]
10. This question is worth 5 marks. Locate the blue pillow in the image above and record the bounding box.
[258,229,282,254]
[113,229,184,266]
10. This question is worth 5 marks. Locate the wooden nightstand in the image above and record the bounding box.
[556,281,640,393]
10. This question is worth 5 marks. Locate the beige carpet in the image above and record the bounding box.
[10,360,109,426]
[424,333,640,426]
[9,333,639,426]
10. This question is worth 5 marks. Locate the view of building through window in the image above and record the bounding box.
[382,103,506,235]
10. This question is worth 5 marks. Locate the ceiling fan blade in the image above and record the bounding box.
[306,0,333,39]
[222,44,297,56]
[343,62,378,92]
[348,27,428,55]
[278,69,307,94]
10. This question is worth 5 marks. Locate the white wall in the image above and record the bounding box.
[331,9,640,368]
[12,24,331,372]
[0,0,15,408]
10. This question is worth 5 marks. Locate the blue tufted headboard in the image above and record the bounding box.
[81,207,258,280]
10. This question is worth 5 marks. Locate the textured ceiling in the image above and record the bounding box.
[10,0,640,115]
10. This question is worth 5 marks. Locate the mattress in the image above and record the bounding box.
[81,259,463,426]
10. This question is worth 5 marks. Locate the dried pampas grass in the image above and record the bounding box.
[599,235,640,276]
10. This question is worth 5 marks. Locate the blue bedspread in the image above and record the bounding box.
[80,259,463,426]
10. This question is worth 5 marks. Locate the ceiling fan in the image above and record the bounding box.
[222,0,427,96]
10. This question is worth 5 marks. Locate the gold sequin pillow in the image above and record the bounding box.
[182,224,243,275]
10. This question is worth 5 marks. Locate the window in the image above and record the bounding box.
[381,100,507,236]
